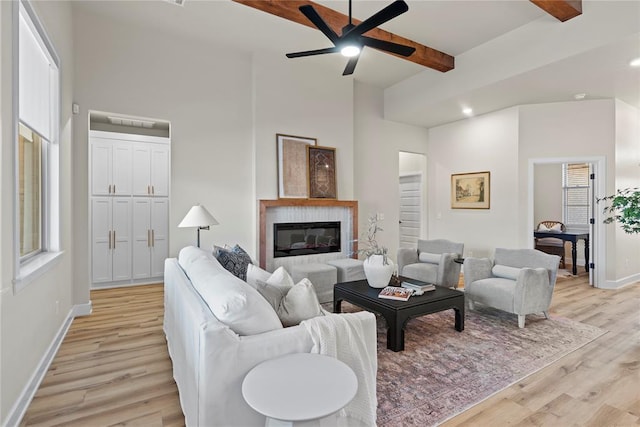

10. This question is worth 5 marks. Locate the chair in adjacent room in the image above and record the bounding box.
[397,239,464,288]
[464,248,561,328]
[535,220,566,268]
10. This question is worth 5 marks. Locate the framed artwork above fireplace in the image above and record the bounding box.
[276,134,316,199]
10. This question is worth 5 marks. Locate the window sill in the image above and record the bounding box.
[13,251,65,294]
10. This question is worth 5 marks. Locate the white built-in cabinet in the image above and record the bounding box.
[90,128,170,288]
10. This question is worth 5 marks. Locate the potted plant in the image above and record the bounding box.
[358,214,395,288]
[598,187,640,234]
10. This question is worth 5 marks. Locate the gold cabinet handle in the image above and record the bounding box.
[152,229,155,247]
[108,230,112,249]
[147,229,151,247]
[113,185,116,194]
[108,184,112,194]
[113,230,116,249]
[152,185,155,195]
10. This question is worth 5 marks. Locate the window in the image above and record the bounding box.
[14,0,61,288]
[563,163,591,230]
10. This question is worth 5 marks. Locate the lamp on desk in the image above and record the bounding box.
[178,204,219,248]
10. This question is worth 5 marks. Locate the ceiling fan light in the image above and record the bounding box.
[341,45,361,57]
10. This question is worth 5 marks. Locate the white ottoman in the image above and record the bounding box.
[327,258,365,283]
[291,263,337,304]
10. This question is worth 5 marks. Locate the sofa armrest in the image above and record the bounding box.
[397,248,419,276]
[463,257,493,288]
[513,268,553,314]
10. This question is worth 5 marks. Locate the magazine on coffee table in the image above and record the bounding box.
[378,286,413,301]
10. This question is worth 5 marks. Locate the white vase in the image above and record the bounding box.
[363,255,395,288]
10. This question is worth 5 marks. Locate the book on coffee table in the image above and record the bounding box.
[401,281,436,292]
[378,286,413,301]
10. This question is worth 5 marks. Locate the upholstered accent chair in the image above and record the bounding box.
[464,248,561,328]
[535,220,566,268]
[397,239,464,289]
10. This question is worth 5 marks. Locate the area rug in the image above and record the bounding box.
[339,302,606,426]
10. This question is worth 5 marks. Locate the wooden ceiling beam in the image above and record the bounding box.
[529,0,582,22]
[232,0,454,72]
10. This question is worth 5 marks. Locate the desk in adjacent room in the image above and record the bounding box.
[533,229,589,276]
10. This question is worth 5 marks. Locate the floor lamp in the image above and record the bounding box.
[178,204,219,248]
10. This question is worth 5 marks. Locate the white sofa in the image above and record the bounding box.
[163,247,377,426]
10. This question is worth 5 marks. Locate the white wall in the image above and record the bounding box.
[427,107,520,258]
[354,81,429,263]
[533,163,563,225]
[613,99,640,283]
[1,1,75,423]
[72,7,254,296]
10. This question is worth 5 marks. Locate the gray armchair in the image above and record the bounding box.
[464,248,561,328]
[397,239,464,288]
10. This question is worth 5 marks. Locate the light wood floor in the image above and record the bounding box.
[21,271,639,426]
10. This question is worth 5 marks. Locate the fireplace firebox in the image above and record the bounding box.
[273,221,341,258]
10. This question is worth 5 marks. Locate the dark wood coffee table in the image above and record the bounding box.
[334,279,465,352]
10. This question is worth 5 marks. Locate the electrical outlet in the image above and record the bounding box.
[378,213,385,220]
[55,300,60,314]
[436,212,442,220]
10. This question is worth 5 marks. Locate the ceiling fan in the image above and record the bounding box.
[286,0,416,76]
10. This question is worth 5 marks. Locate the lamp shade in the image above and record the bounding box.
[178,204,219,228]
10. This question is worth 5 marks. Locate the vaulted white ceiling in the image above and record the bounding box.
[73,0,640,128]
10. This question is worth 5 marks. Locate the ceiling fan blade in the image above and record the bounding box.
[345,0,409,38]
[342,55,360,76]
[361,35,415,57]
[286,46,340,58]
[299,5,339,44]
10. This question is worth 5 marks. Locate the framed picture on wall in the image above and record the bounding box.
[307,145,337,199]
[451,171,490,209]
[277,134,317,198]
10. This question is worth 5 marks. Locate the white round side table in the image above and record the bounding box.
[242,353,358,427]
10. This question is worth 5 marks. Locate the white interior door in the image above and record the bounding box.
[399,174,422,248]
[150,198,169,277]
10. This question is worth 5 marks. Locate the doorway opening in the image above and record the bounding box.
[529,157,606,287]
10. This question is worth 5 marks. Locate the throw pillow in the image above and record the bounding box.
[215,244,252,281]
[492,264,522,281]
[246,264,272,289]
[418,252,441,264]
[256,268,323,327]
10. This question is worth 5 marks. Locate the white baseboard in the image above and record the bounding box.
[91,277,163,290]
[600,272,640,289]
[2,302,90,427]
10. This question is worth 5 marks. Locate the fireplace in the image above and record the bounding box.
[259,199,358,270]
[274,221,341,258]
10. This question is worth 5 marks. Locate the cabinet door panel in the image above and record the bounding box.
[132,144,151,196]
[112,198,132,281]
[132,198,151,279]
[112,143,132,195]
[150,144,170,196]
[91,198,112,283]
[91,141,112,196]
[150,198,169,277]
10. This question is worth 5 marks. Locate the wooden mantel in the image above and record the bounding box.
[259,199,358,269]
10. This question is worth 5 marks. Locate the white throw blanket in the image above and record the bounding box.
[301,312,378,426]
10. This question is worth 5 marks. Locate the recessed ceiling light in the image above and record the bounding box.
[630,57,640,67]
[574,93,587,100]
[462,107,473,116]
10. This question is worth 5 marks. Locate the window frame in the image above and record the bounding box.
[562,163,591,231]
[12,0,63,292]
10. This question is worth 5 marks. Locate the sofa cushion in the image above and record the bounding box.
[256,268,323,327]
[402,262,437,284]
[418,252,441,264]
[215,244,252,281]
[179,246,283,335]
[492,265,522,281]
